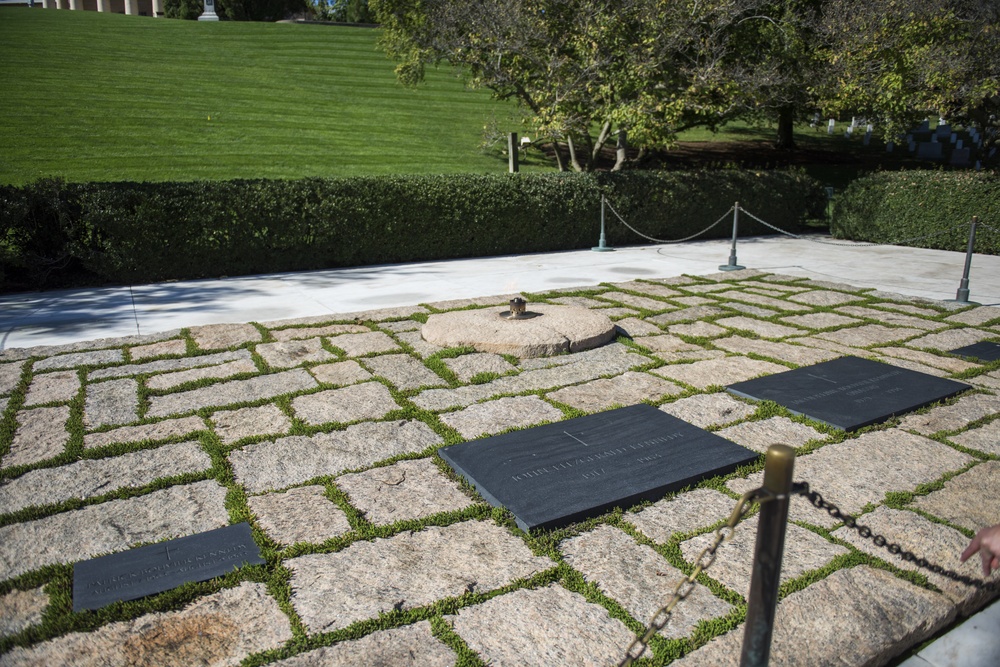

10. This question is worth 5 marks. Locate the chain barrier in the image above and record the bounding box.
[618,487,768,667]
[791,482,993,590]
[618,481,993,666]
[738,206,972,248]
[604,198,733,244]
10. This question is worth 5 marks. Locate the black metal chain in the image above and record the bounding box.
[792,482,991,590]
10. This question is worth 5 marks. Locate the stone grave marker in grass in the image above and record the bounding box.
[438,404,758,531]
[73,523,265,612]
[726,356,971,432]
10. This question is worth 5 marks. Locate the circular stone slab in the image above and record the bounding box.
[421,305,616,358]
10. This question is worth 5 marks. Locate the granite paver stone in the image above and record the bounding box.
[248,485,352,546]
[659,393,756,429]
[190,323,262,350]
[4,405,71,469]
[628,488,737,542]
[545,371,681,412]
[913,461,1000,532]
[291,381,399,425]
[270,621,455,667]
[440,395,564,439]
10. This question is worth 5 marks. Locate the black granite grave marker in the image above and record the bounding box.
[438,404,758,531]
[726,356,971,431]
[73,523,265,612]
[949,341,1000,362]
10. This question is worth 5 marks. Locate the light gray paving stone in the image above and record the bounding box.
[727,429,973,528]
[610,281,681,298]
[288,521,553,633]
[713,336,840,365]
[0,361,26,395]
[874,346,979,373]
[699,269,766,282]
[946,306,1000,326]
[255,338,335,369]
[440,395,563,439]
[670,295,717,306]
[271,621,454,667]
[230,420,442,493]
[713,290,811,312]
[4,405,71,468]
[269,323,369,342]
[449,584,635,666]
[262,305,429,328]
[84,416,207,450]
[788,335,872,356]
[292,381,399,426]
[336,458,474,524]
[604,307,642,318]
[833,507,997,614]
[743,288,791,298]
[189,322,262,350]
[0,331,183,361]
[0,480,229,580]
[248,485,351,546]
[654,349,728,363]
[379,319,422,333]
[0,582,291,667]
[33,349,123,371]
[632,334,701,353]
[743,282,809,293]
[836,306,945,331]
[413,343,646,411]
[668,321,728,338]
[443,352,517,382]
[145,359,258,391]
[725,302,780,317]
[780,312,863,329]
[867,290,964,309]
[88,350,251,380]
[128,339,187,360]
[614,317,663,337]
[677,282,732,293]
[545,371,682,412]
[647,305,730,324]
[362,354,447,390]
[874,355,950,377]
[147,369,317,418]
[670,566,955,667]
[715,417,827,454]
[86,380,141,428]
[596,291,673,311]
[308,360,372,386]
[651,275,699,286]
[913,461,1000,532]
[651,357,788,390]
[714,316,802,339]
[327,331,400,357]
[427,294,518,310]
[794,279,867,292]
[23,370,80,406]
[659,393,756,428]
[788,290,865,306]
[628,488,737,542]
[950,419,1000,455]
[875,302,943,317]
[549,295,608,308]
[0,587,48,639]
[907,327,996,352]
[211,404,291,445]
[394,330,445,357]
[818,324,924,347]
[0,396,7,416]
[680,515,848,596]
[898,393,1000,435]
[561,525,732,640]
[969,371,1000,390]
[0,441,212,515]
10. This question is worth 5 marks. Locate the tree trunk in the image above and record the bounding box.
[550,142,565,171]
[611,129,628,171]
[776,105,796,150]
[590,121,613,169]
[567,135,583,172]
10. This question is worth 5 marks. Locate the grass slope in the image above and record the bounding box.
[0,9,536,184]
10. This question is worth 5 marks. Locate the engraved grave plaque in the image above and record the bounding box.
[438,404,757,531]
[949,341,1000,362]
[73,523,265,612]
[727,356,971,431]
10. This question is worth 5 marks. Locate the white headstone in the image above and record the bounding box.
[866,124,873,134]
[886,141,894,153]
[931,134,938,143]
[198,0,219,20]
[863,132,871,146]
[950,133,958,144]
[956,139,963,150]
[908,140,916,152]
[828,119,836,134]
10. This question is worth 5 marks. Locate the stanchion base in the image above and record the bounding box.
[948,299,980,306]
[592,246,615,252]
[718,264,745,271]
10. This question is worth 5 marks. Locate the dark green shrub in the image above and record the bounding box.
[0,170,824,290]
[833,170,1000,255]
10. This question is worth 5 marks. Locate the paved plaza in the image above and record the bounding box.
[2,249,1000,665]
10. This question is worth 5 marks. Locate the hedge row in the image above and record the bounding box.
[833,170,1000,255]
[1,170,825,290]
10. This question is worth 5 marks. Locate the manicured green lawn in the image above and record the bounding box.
[0,9,540,184]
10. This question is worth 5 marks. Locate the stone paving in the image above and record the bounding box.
[1,272,999,666]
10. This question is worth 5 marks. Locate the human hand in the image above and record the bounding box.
[960,524,1000,576]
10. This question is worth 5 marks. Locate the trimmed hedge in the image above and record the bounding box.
[833,170,1000,255]
[1,170,824,290]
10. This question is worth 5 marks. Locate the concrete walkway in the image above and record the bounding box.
[1,238,999,666]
